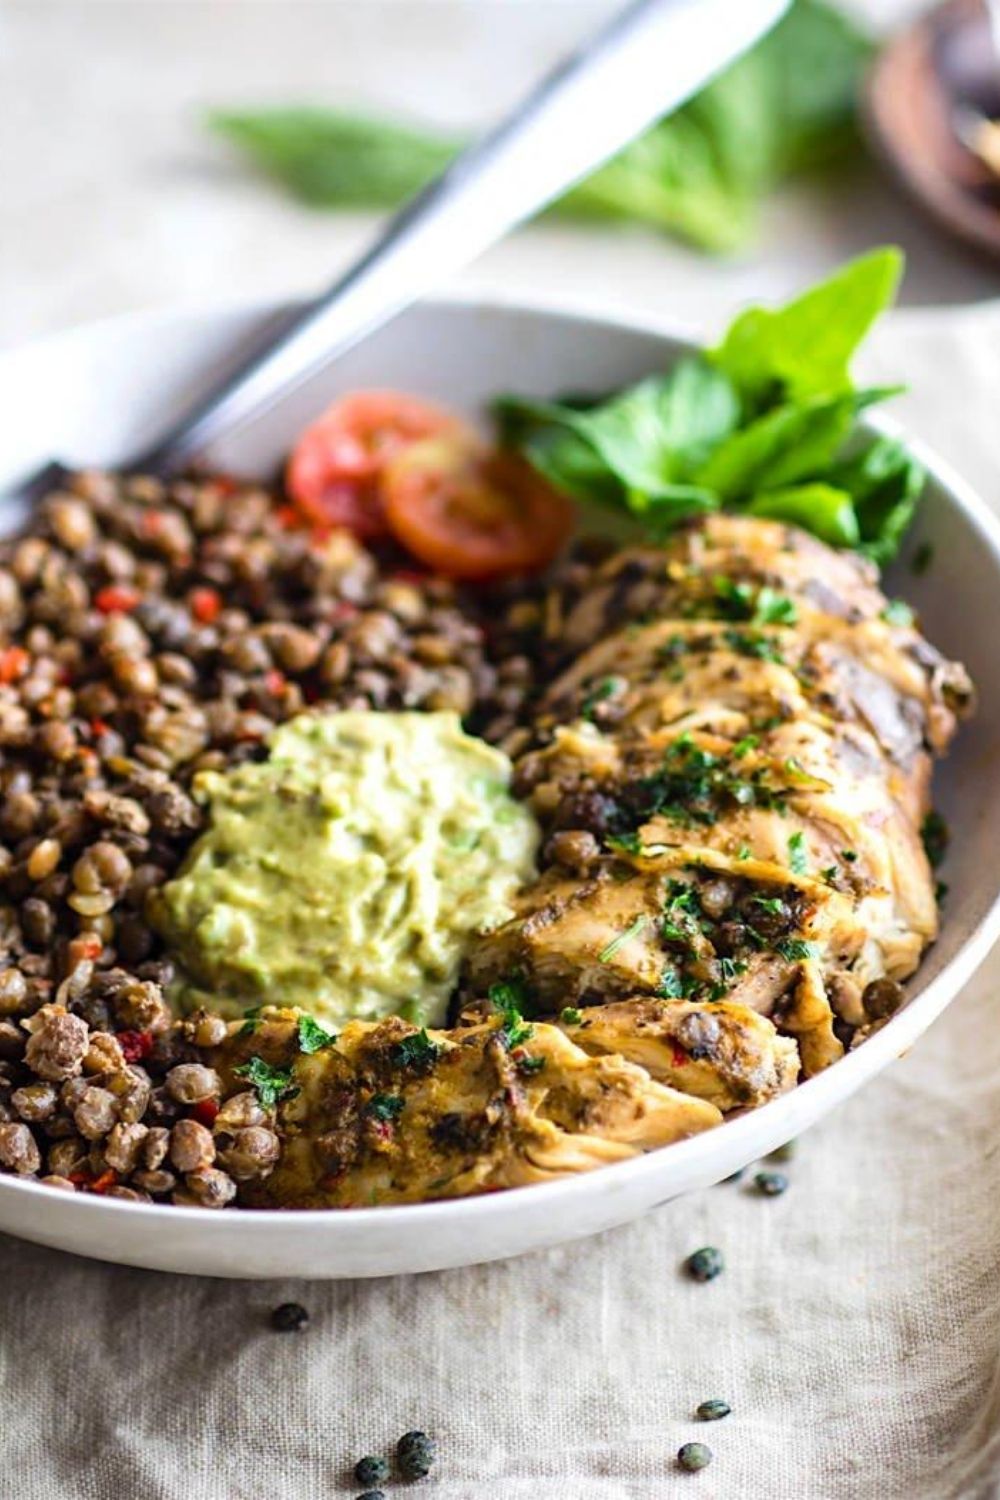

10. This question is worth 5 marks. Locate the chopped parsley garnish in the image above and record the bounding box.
[659,967,685,999]
[748,894,784,916]
[755,589,799,626]
[881,598,915,627]
[366,1093,405,1122]
[711,578,798,627]
[776,937,819,962]
[390,1028,442,1074]
[559,1007,583,1025]
[841,848,858,863]
[233,1055,300,1108]
[599,914,650,963]
[921,810,948,868]
[656,633,687,662]
[722,628,786,664]
[488,981,534,1048]
[820,865,838,885]
[731,734,759,758]
[297,1014,337,1054]
[616,733,788,833]
[238,1005,264,1037]
[787,831,808,875]
[736,843,752,861]
[720,956,749,984]
[516,1054,546,1076]
[606,831,642,856]
[581,675,620,721]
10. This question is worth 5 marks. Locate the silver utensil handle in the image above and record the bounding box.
[139,0,789,471]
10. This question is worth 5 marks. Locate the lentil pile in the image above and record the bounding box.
[0,468,580,1204]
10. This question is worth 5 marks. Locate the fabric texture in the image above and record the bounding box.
[2,310,1000,1500]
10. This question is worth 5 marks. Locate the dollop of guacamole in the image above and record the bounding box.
[150,711,538,1027]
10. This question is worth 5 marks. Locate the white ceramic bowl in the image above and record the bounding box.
[1,296,999,1279]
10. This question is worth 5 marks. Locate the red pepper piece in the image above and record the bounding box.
[94,585,140,615]
[190,587,222,625]
[116,1029,154,1063]
[190,1099,220,1128]
[0,646,29,684]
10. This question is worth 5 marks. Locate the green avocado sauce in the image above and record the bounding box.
[149,711,538,1027]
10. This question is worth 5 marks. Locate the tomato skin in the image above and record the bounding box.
[382,437,576,581]
[285,391,470,539]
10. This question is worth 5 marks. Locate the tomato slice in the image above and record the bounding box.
[382,436,576,581]
[285,391,470,539]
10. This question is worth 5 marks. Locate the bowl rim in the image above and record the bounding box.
[1,289,999,1237]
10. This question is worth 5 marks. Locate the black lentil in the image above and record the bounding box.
[684,1246,724,1282]
[677,1442,713,1472]
[754,1170,789,1197]
[270,1301,309,1333]
[354,1457,389,1487]
[695,1400,731,1421]
[396,1430,436,1479]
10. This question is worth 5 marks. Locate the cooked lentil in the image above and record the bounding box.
[354,1457,390,1486]
[270,1301,309,1332]
[684,1246,724,1282]
[677,1442,713,1472]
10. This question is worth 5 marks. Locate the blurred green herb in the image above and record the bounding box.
[207,0,870,254]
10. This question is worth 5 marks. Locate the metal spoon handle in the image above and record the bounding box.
[138,0,788,472]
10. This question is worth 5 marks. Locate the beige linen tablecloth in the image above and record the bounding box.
[2,311,1000,1500]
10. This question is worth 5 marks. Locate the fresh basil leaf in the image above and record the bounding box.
[574,363,741,490]
[828,436,926,565]
[695,395,854,499]
[209,2,870,256]
[208,107,456,207]
[713,249,903,405]
[747,484,860,547]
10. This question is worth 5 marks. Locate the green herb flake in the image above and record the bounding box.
[488,981,534,1049]
[841,847,858,862]
[722,628,786,664]
[599,914,650,963]
[238,1005,264,1037]
[233,1054,300,1109]
[736,843,752,861]
[787,830,808,875]
[754,588,799,626]
[581,675,620,721]
[296,1014,337,1054]
[515,1053,546,1077]
[607,831,643,856]
[389,1027,442,1074]
[776,937,819,961]
[559,1007,583,1026]
[881,598,915,628]
[366,1092,405,1123]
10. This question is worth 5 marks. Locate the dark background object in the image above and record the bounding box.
[865,0,1000,260]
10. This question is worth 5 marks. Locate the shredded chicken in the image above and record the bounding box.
[477,515,971,1079]
[212,1008,722,1208]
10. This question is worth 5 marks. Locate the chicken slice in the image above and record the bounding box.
[558,997,800,1110]
[214,1009,721,1209]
